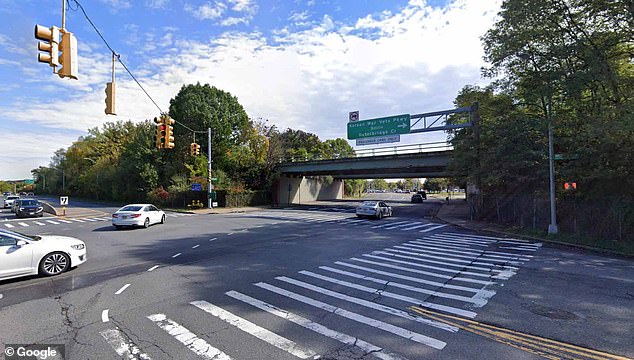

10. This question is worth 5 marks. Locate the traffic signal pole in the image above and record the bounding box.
[208,127,213,209]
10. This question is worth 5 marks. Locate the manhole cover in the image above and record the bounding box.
[527,304,578,320]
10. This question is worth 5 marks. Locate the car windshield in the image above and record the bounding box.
[362,201,377,206]
[20,200,38,206]
[7,196,19,200]
[1,229,41,241]
[119,205,143,212]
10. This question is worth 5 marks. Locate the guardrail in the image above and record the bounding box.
[279,142,453,163]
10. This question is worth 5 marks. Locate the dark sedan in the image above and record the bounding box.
[15,199,44,218]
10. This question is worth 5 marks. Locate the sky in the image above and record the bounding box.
[0,0,502,180]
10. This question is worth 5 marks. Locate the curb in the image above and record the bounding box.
[434,206,634,259]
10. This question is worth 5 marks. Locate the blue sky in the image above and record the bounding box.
[0,0,501,180]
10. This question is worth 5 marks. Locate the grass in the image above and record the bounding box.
[501,226,634,257]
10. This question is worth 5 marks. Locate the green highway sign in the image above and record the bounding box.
[347,114,411,140]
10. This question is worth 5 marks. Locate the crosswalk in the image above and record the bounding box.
[101,231,541,359]
[239,210,447,234]
[1,212,196,230]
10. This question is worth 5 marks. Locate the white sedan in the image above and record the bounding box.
[356,201,393,219]
[0,229,87,281]
[112,204,166,230]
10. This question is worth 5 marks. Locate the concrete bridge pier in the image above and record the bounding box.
[274,176,343,206]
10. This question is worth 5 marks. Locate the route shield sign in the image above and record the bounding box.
[60,196,69,206]
[347,114,410,140]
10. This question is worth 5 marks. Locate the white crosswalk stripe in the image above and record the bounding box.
[226,291,410,360]
[255,281,449,349]
[191,300,317,359]
[4,223,14,228]
[34,221,46,226]
[147,314,232,360]
[401,223,434,231]
[18,222,29,227]
[100,328,152,360]
[419,224,447,232]
[58,219,73,224]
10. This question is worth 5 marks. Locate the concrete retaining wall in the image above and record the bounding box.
[276,176,343,205]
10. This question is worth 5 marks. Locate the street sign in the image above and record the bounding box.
[554,154,580,161]
[349,111,359,122]
[210,177,218,181]
[60,196,69,206]
[356,134,400,146]
[191,183,202,192]
[347,114,410,140]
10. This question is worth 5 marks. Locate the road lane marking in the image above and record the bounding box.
[100,328,152,360]
[275,276,457,333]
[428,234,494,245]
[71,218,85,222]
[4,223,14,228]
[401,223,433,231]
[226,290,409,360]
[301,269,481,316]
[227,232,234,235]
[102,309,109,322]
[18,222,29,227]
[192,244,200,249]
[419,224,448,232]
[147,314,232,360]
[412,240,532,261]
[395,245,521,267]
[334,261,491,295]
[58,219,72,224]
[384,221,420,230]
[256,281,448,349]
[46,220,60,225]
[371,220,410,229]
[147,265,159,272]
[500,246,538,252]
[409,306,630,360]
[350,257,494,285]
[34,221,45,225]
[209,237,217,241]
[191,300,317,359]
[115,284,131,295]
[383,248,514,272]
[365,252,495,279]
[172,253,182,258]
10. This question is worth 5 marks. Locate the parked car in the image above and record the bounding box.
[411,194,424,203]
[4,195,20,209]
[15,199,44,218]
[2,192,11,198]
[0,228,87,281]
[112,204,166,229]
[356,201,393,219]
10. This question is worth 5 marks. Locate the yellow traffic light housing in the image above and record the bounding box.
[164,115,175,149]
[58,30,78,79]
[195,144,200,156]
[190,143,200,156]
[153,116,164,149]
[105,82,116,115]
[34,25,60,68]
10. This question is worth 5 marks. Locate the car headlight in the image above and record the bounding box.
[71,244,85,250]
[37,207,43,211]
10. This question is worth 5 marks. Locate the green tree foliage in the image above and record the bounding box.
[481,0,634,200]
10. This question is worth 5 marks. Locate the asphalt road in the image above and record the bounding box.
[0,196,632,360]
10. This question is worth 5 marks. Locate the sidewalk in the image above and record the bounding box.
[173,205,273,215]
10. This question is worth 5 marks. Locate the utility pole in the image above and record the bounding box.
[547,101,558,234]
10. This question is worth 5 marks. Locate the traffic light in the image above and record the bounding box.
[153,116,165,149]
[34,24,60,68]
[105,82,116,115]
[190,143,200,156]
[163,114,175,149]
[58,30,78,79]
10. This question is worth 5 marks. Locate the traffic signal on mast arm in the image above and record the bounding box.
[153,116,165,149]
[105,82,116,115]
[164,115,175,149]
[58,30,78,79]
[34,25,60,68]
[190,143,200,156]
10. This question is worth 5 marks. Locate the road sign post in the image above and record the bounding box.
[347,114,410,140]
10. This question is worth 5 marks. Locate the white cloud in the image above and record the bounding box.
[228,0,257,14]
[146,0,169,9]
[185,2,227,20]
[288,10,310,24]
[99,0,132,9]
[1,0,503,179]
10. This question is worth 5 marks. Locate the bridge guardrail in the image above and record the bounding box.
[279,142,452,163]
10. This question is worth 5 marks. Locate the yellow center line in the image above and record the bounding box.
[409,306,632,360]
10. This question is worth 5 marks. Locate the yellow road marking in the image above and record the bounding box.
[409,306,632,360]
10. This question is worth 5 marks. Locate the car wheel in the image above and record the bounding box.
[144,217,150,228]
[377,211,383,220]
[160,215,166,224]
[39,252,70,276]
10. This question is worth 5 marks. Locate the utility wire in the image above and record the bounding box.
[68,0,199,134]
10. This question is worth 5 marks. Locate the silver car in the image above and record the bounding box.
[356,201,393,219]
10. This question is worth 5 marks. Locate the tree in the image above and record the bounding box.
[321,139,355,159]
